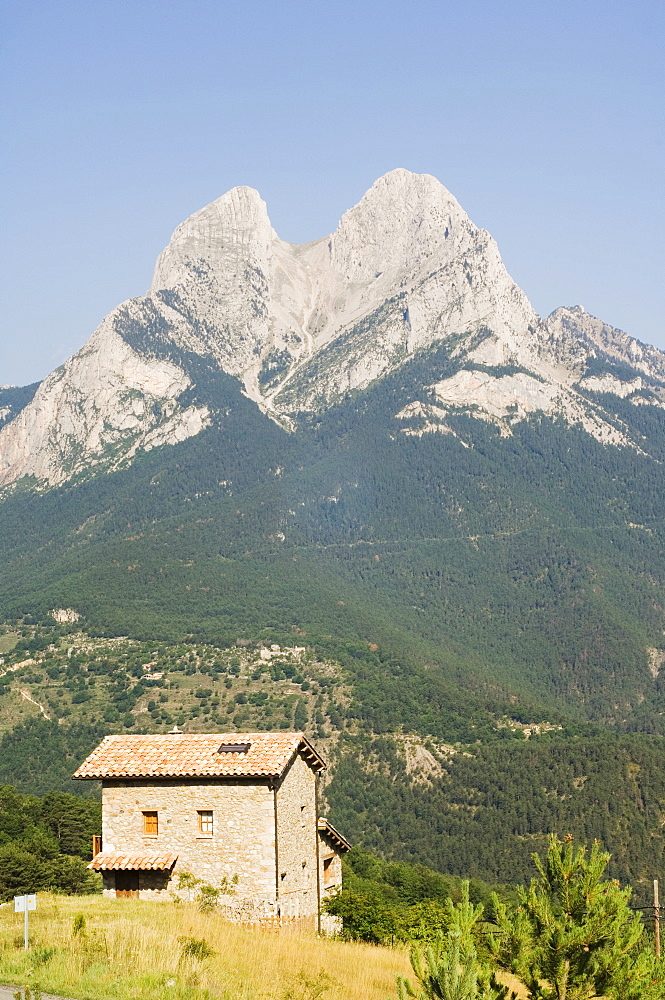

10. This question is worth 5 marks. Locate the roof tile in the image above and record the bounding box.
[73,732,326,780]
[89,851,177,871]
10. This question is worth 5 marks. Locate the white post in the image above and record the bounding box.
[14,894,36,950]
[655,879,661,959]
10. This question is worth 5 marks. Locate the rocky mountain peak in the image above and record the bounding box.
[151,184,277,295]
[330,168,471,284]
[1,172,664,490]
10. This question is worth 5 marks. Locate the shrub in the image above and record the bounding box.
[178,936,214,961]
[325,887,402,945]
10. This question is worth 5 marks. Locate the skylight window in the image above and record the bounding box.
[218,743,251,754]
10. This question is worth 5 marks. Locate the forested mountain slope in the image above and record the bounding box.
[1,347,664,726]
[1,620,665,906]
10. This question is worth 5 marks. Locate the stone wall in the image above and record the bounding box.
[319,838,343,896]
[275,752,319,919]
[319,830,344,934]
[101,777,275,900]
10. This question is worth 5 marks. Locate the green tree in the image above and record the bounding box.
[293,698,308,730]
[397,882,511,1000]
[324,886,402,944]
[49,854,100,895]
[490,836,665,1000]
[40,791,101,858]
[404,899,450,942]
[0,843,52,899]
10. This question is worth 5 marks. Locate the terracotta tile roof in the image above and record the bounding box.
[318,817,352,853]
[73,732,326,780]
[89,851,177,871]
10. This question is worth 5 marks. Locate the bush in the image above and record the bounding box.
[403,900,450,942]
[179,936,214,961]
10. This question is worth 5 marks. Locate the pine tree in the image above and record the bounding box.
[489,835,665,1000]
[397,881,512,1000]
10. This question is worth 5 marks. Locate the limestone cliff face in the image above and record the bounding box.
[0,309,210,487]
[1,169,664,488]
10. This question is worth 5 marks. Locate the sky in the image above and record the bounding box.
[1,0,663,387]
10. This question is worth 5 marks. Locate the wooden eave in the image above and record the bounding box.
[318,817,352,853]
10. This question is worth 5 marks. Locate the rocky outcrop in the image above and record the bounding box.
[0,308,209,488]
[546,306,665,381]
[1,170,664,488]
[395,367,633,447]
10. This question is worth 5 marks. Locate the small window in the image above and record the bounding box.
[143,811,158,836]
[323,856,334,886]
[218,742,251,754]
[198,810,213,835]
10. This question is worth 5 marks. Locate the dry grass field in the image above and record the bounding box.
[0,894,413,1000]
[0,632,18,655]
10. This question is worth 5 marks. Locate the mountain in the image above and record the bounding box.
[2,170,665,891]
[2,168,664,489]
[0,383,40,433]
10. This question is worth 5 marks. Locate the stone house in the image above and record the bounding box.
[74,731,350,928]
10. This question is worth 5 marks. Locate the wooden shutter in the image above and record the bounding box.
[143,811,158,835]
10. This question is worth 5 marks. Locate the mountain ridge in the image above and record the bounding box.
[3,169,664,489]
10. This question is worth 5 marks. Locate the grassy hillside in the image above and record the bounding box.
[0,893,413,1000]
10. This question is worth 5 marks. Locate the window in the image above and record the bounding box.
[323,856,334,886]
[143,811,158,836]
[198,810,213,835]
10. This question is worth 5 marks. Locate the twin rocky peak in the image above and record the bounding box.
[1,168,665,488]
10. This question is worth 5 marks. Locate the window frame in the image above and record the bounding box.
[197,809,214,836]
[142,810,159,837]
[322,855,334,886]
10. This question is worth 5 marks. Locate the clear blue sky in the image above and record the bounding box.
[1,0,663,386]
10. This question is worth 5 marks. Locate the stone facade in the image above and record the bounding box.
[94,744,348,929]
[275,752,319,920]
[100,776,276,901]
